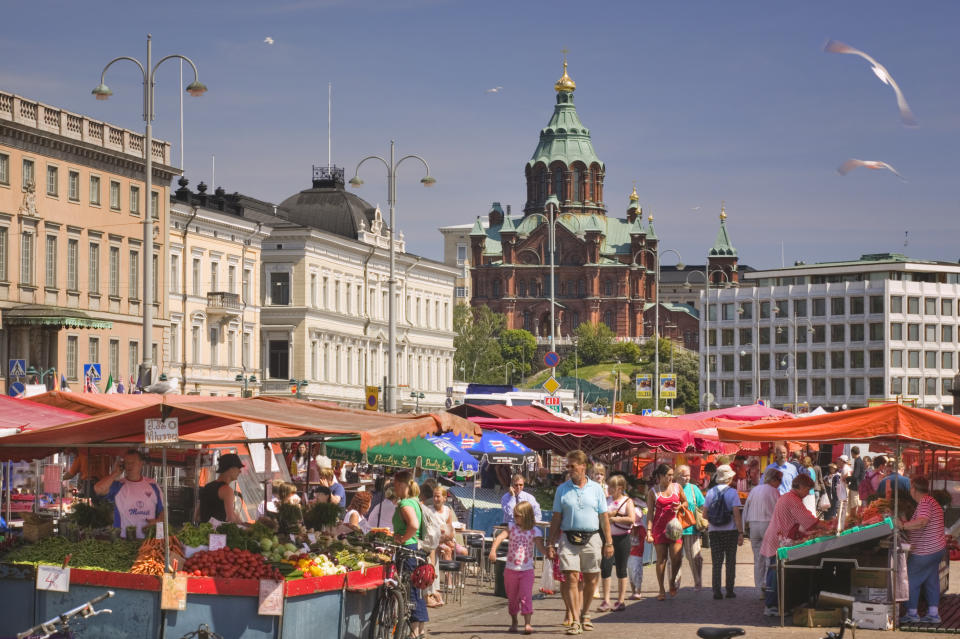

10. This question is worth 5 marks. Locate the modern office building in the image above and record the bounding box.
[0,90,175,393]
[167,178,272,396]
[700,252,960,412]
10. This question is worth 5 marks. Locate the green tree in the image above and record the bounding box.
[574,322,615,365]
[499,329,537,384]
[453,305,505,383]
[612,341,642,364]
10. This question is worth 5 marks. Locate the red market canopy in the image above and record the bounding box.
[679,404,796,422]
[716,403,960,450]
[0,395,86,431]
[616,414,729,454]
[0,396,480,461]
[447,403,556,420]
[469,417,693,456]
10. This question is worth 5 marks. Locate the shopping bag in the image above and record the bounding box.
[677,503,697,530]
[817,492,831,512]
[540,557,557,594]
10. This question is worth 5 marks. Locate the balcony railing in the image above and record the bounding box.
[207,291,242,315]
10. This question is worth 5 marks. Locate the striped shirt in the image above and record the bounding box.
[908,495,946,556]
[760,491,818,557]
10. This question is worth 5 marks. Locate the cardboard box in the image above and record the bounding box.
[793,606,843,628]
[852,602,893,630]
[852,587,889,603]
[851,570,888,589]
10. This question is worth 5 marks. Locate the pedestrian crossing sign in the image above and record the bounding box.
[83,363,101,382]
[8,359,25,378]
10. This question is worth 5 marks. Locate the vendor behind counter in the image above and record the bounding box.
[93,448,164,539]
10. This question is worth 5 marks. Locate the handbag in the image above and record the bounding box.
[677,502,697,530]
[695,508,709,532]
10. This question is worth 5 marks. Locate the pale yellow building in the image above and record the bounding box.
[0,90,175,392]
[167,179,272,396]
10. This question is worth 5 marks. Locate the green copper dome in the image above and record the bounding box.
[527,71,603,170]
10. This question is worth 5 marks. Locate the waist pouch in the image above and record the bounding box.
[564,530,598,546]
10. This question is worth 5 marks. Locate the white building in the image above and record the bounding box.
[699,253,960,412]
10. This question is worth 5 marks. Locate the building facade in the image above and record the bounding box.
[469,61,662,342]
[251,167,457,411]
[700,253,960,412]
[439,219,481,304]
[0,90,175,393]
[167,179,271,396]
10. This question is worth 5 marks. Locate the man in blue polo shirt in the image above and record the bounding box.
[875,460,911,497]
[765,445,798,496]
[546,450,613,634]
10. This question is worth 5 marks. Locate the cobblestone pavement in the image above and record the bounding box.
[426,543,957,639]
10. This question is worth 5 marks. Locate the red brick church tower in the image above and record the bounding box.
[470,59,658,342]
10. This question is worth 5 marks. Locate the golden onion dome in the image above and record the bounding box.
[629,184,639,203]
[720,201,727,221]
[554,59,576,93]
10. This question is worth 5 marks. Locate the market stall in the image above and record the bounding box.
[0,396,480,639]
[717,403,960,629]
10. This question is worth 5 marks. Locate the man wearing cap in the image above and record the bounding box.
[94,448,164,539]
[197,453,245,524]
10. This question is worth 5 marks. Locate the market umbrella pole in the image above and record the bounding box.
[892,442,901,629]
[163,445,171,573]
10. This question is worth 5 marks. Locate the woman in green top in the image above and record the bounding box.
[392,470,428,638]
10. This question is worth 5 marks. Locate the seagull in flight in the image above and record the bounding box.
[485,86,503,94]
[824,39,917,126]
[690,206,701,211]
[837,159,906,181]
[264,36,275,45]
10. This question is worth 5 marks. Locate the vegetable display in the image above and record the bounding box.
[3,536,140,572]
[184,548,284,580]
[177,522,215,547]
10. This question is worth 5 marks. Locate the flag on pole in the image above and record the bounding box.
[51,371,59,391]
[116,380,125,394]
[104,374,115,394]
[60,374,70,392]
[85,372,100,394]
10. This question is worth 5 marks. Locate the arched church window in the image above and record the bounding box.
[552,169,564,201]
[523,311,532,332]
[604,310,614,330]
[578,279,585,297]
[492,279,501,298]
[518,280,527,297]
[571,311,580,331]
[572,168,583,202]
[566,279,575,298]
[604,279,613,296]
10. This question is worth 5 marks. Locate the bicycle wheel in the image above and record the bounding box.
[390,588,412,639]
[370,588,402,639]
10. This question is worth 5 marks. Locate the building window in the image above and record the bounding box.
[706,329,717,347]
[270,272,290,305]
[830,378,845,396]
[603,310,614,330]
[46,165,58,197]
[759,327,770,345]
[243,268,252,302]
[130,185,140,215]
[925,298,937,315]
[170,323,179,363]
[0,153,8,185]
[760,353,771,371]
[869,350,884,368]
[775,354,789,371]
[19,231,34,285]
[830,351,845,369]
[109,181,120,210]
[850,377,865,396]
[869,323,883,341]
[943,325,953,342]
[811,325,825,343]
[739,328,752,345]
[943,299,954,316]
[43,235,57,288]
[890,295,903,313]
[456,243,467,265]
[109,339,119,379]
[908,296,920,314]
[925,377,937,396]
[192,258,201,295]
[812,378,826,396]
[210,262,218,292]
[66,335,78,380]
[869,295,883,314]
[774,379,788,398]
[22,159,34,189]
[268,340,289,379]
[227,331,235,368]
[850,351,864,369]
[739,352,752,371]
[722,303,734,321]
[739,302,753,320]
[128,341,139,381]
[151,191,160,219]
[455,286,467,298]
[66,238,78,290]
[891,350,903,368]
[108,246,120,297]
[869,377,884,396]
[191,327,200,362]
[88,337,100,365]
[128,250,139,299]
[89,175,100,205]
[830,298,845,316]
[850,324,865,342]
[890,323,903,340]
[830,324,845,343]
[812,352,826,370]
[88,242,100,294]
[792,299,806,317]
[850,297,864,315]
[906,323,921,341]
[228,265,236,294]
[721,380,735,398]
[722,329,734,346]
[152,254,158,303]
[812,298,826,317]
[68,171,79,201]
[891,377,903,395]
[170,255,179,294]
[908,350,920,368]
[907,377,920,395]
[797,352,808,369]
[242,332,251,369]
[944,377,954,394]
[209,327,218,366]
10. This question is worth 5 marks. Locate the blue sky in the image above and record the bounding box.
[4,1,959,269]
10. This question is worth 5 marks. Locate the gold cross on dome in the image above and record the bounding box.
[561,47,569,60]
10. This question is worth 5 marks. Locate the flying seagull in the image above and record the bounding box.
[691,205,702,211]
[837,159,906,181]
[264,36,274,45]
[824,39,917,126]
[485,86,503,94]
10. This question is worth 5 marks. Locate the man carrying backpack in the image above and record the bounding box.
[704,465,744,600]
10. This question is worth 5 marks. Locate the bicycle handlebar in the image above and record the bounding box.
[18,590,115,639]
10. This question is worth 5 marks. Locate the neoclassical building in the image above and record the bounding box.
[469,61,660,340]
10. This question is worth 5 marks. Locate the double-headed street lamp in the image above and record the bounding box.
[350,142,435,413]
[635,246,683,410]
[235,374,257,398]
[504,362,516,385]
[773,313,814,413]
[684,267,734,410]
[524,201,570,358]
[410,391,425,413]
[27,366,55,387]
[289,378,308,399]
[93,35,207,387]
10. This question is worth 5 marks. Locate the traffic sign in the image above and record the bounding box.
[543,396,561,413]
[542,376,561,395]
[8,359,25,378]
[756,399,766,406]
[8,382,24,397]
[544,351,560,368]
[641,408,653,416]
[83,363,101,382]
[365,385,380,411]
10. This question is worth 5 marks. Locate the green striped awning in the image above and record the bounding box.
[2,305,113,330]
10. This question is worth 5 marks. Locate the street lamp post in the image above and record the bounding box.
[774,314,814,413]
[289,378,307,399]
[235,373,257,398]
[525,204,567,363]
[410,391,425,413]
[685,267,733,410]
[26,367,55,388]
[637,247,683,410]
[504,362,515,385]
[350,142,435,413]
[93,35,207,388]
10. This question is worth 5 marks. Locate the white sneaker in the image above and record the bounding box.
[763,607,779,617]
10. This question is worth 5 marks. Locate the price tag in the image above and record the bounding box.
[258,579,284,616]
[307,533,317,544]
[155,522,165,540]
[36,565,70,592]
[208,534,227,552]
[161,573,187,610]
[208,517,222,530]
[289,534,296,542]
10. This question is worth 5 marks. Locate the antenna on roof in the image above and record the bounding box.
[904,230,909,248]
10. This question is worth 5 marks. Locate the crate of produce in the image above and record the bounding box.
[852,602,893,630]
[21,514,54,543]
[793,606,843,628]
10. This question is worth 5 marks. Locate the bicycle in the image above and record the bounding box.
[696,608,857,639]
[369,542,429,639]
[17,590,114,639]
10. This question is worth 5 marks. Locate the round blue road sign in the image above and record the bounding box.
[544,351,560,368]
[8,382,25,397]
